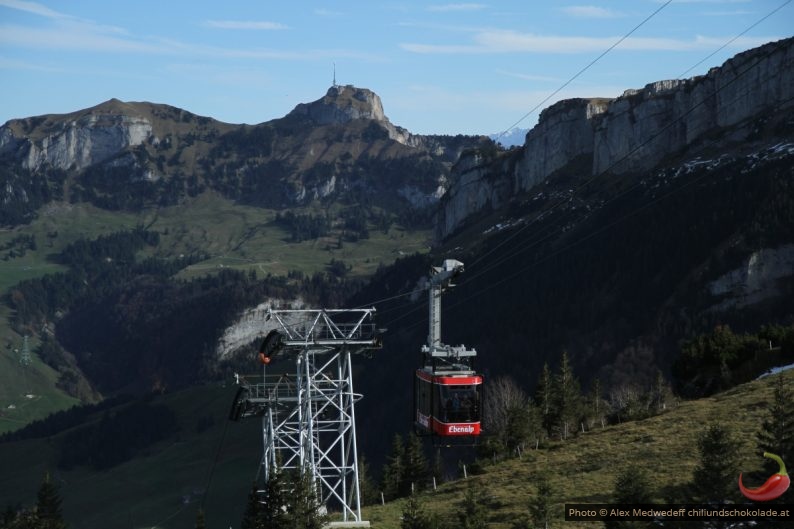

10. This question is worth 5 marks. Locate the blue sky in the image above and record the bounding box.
[0,1,790,135]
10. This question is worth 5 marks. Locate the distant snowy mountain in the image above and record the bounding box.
[489,127,529,147]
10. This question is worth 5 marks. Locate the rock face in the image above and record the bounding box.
[216,299,305,359]
[707,244,794,311]
[0,100,153,172]
[289,85,387,125]
[435,151,514,240]
[437,37,794,239]
[516,98,609,191]
[0,86,490,226]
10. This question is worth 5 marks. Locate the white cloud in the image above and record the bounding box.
[204,20,288,30]
[0,55,64,72]
[495,69,561,83]
[0,21,384,62]
[0,0,70,19]
[0,24,167,53]
[427,3,488,12]
[562,6,625,18]
[402,30,779,54]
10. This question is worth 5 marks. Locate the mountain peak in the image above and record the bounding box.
[288,84,387,125]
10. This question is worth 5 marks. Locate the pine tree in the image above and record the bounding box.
[240,483,263,529]
[401,491,430,529]
[691,424,740,505]
[36,473,66,529]
[456,479,488,529]
[552,351,582,440]
[757,374,794,475]
[285,471,328,529]
[357,455,379,507]
[382,434,405,500]
[401,432,429,495]
[262,467,290,529]
[528,474,556,529]
[536,362,554,435]
[606,467,653,529]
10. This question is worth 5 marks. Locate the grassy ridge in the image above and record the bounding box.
[0,370,790,528]
[363,369,794,529]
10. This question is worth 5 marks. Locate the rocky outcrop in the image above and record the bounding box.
[1,109,153,172]
[289,85,387,125]
[516,98,609,191]
[216,298,306,358]
[437,37,794,239]
[707,244,794,312]
[436,151,515,238]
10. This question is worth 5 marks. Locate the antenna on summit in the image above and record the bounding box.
[333,62,337,87]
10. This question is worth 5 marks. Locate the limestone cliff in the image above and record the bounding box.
[0,100,153,171]
[437,37,794,239]
[288,85,387,125]
[0,86,487,226]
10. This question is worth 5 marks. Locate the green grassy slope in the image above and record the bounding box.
[363,369,794,529]
[0,384,262,529]
[0,370,790,528]
[0,192,430,433]
[0,325,79,435]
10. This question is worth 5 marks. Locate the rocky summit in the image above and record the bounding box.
[288,85,387,125]
[0,85,490,226]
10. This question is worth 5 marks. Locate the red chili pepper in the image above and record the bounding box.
[738,452,790,502]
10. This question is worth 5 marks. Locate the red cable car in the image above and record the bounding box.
[414,259,482,439]
[415,368,482,436]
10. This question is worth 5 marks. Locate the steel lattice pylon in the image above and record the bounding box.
[233,308,380,527]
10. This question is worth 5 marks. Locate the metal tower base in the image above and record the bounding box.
[234,308,380,525]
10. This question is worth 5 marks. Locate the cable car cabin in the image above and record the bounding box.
[415,368,482,437]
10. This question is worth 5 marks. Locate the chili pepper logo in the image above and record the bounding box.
[738,452,790,502]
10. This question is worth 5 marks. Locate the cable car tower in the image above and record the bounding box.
[230,308,381,527]
[415,260,482,439]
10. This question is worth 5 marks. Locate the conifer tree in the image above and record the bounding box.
[757,374,794,475]
[527,474,556,529]
[36,473,66,529]
[285,471,328,529]
[456,479,488,529]
[606,467,653,529]
[552,351,582,440]
[536,362,554,435]
[401,491,430,529]
[262,467,289,528]
[691,424,740,505]
[357,455,379,507]
[401,432,429,495]
[381,434,405,500]
[240,483,263,529]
